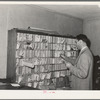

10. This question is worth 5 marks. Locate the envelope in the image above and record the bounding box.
[39,81,44,86]
[52,58,55,64]
[34,43,38,50]
[47,36,51,43]
[60,71,66,77]
[36,74,40,81]
[22,66,26,75]
[34,65,39,73]
[40,73,46,80]
[54,72,60,78]
[17,33,23,41]
[45,43,49,49]
[40,65,45,72]
[39,58,44,65]
[25,67,29,74]
[27,34,32,41]
[28,76,32,82]
[52,79,56,84]
[22,61,35,68]
[31,74,36,81]
[33,82,38,88]
[23,34,26,41]
[15,50,19,58]
[59,44,63,50]
[28,68,31,74]
[32,74,38,81]
[19,59,24,66]
[28,82,32,87]
[48,65,52,71]
[16,42,20,49]
[17,75,23,84]
[46,73,51,79]
[66,45,71,50]
[19,50,24,57]
[33,58,39,65]
[44,80,50,86]
[66,52,71,57]
[16,59,19,66]
[67,38,72,44]
[35,35,41,42]
[61,64,66,70]
[16,67,19,75]
[17,33,20,41]
[66,70,71,76]
[62,45,66,50]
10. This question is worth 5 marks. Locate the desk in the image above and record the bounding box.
[0,83,38,90]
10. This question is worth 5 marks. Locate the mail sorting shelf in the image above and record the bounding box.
[7,28,78,90]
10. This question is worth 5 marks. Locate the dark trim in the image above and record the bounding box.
[11,28,76,39]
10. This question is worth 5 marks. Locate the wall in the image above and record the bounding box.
[0,5,8,78]
[0,4,83,78]
[83,17,100,55]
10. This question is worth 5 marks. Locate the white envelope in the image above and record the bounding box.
[67,38,72,44]
[62,45,66,50]
[16,67,19,75]
[28,76,32,82]
[23,34,26,41]
[33,82,38,88]
[25,67,28,74]
[54,52,57,57]
[19,59,24,66]
[39,81,44,86]
[40,65,45,72]
[66,45,71,50]
[28,34,32,41]
[15,51,19,58]
[16,59,19,66]
[35,35,41,42]
[28,82,32,87]
[36,74,40,81]
[40,73,46,80]
[52,79,56,84]
[59,44,63,50]
[66,52,71,57]
[22,61,35,68]
[22,66,26,75]
[34,58,39,65]
[17,33,23,41]
[18,75,23,84]
[17,33,20,41]
[60,71,66,77]
[46,73,51,79]
[52,58,55,64]
[34,65,39,73]
[55,72,60,78]
[16,42,20,49]
[32,74,36,81]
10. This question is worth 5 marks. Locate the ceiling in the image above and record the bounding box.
[37,5,100,20]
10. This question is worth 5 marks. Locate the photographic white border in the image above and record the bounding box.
[0,1,100,99]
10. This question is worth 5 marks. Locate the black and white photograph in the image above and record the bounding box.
[0,1,100,99]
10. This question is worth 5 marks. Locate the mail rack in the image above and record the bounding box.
[7,28,78,90]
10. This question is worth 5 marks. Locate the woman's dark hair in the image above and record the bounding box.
[76,34,91,48]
